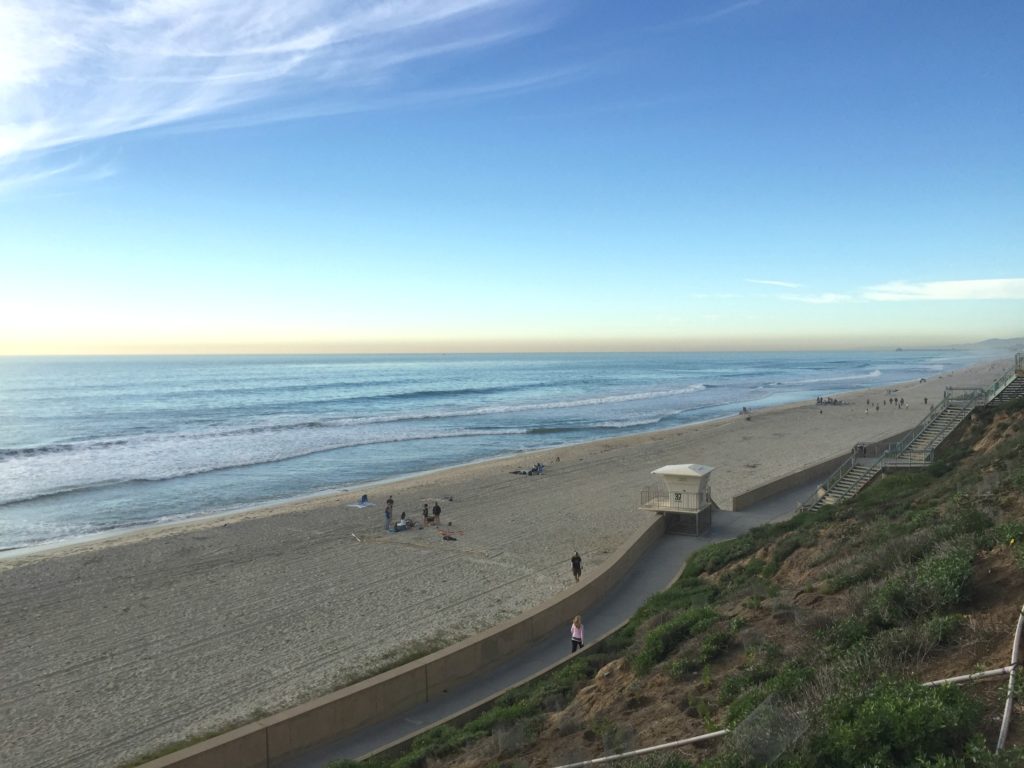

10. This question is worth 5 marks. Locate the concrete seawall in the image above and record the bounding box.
[139,514,666,768]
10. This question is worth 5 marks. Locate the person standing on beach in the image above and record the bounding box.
[571,551,582,582]
[432,501,442,524]
[571,615,584,653]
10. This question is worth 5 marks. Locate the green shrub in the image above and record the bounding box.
[633,578,718,623]
[683,536,763,578]
[867,541,973,628]
[724,661,811,726]
[824,527,939,593]
[719,665,775,706]
[668,656,699,680]
[922,613,965,646]
[727,686,769,725]
[590,716,635,754]
[917,735,1024,766]
[804,678,982,767]
[631,606,717,674]
[700,629,734,664]
[992,522,1024,572]
[913,541,974,610]
[823,614,873,649]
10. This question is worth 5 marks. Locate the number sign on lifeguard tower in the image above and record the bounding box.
[639,464,715,535]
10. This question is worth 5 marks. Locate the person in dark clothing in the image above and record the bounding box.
[571,551,582,582]
[432,501,442,524]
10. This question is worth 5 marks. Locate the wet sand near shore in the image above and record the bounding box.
[0,359,1010,768]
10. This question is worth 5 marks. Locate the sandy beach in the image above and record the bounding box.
[0,358,1012,768]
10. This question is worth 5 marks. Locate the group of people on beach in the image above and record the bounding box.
[383,495,443,531]
[862,395,913,413]
[421,500,443,526]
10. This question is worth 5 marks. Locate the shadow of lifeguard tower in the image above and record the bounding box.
[639,464,716,535]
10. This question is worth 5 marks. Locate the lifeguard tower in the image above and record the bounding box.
[639,464,715,535]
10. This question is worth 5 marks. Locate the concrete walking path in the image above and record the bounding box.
[284,478,825,768]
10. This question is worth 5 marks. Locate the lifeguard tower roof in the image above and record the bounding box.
[652,464,714,478]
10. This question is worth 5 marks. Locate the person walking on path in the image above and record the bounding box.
[571,551,582,583]
[571,615,584,653]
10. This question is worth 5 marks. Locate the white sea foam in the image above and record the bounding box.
[0,383,713,506]
[0,425,530,506]
[790,369,882,385]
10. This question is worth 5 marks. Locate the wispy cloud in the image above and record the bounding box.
[682,0,766,25]
[0,0,546,168]
[766,278,1024,305]
[782,292,853,304]
[0,155,116,195]
[689,292,745,300]
[863,279,1024,301]
[747,279,801,289]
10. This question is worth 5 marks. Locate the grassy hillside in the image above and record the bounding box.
[335,399,1024,768]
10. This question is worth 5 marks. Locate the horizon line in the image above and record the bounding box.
[2,338,1020,358]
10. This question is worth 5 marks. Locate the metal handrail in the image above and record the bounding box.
[797,455,854,511]
[986,368,1018,401]
[640,486,711,512]
[887,391,955,457]
[945,386,984,398]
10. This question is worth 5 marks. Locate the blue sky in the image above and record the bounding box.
[0,0,1021,354]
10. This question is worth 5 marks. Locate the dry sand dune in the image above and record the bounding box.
[0,359,1011,768]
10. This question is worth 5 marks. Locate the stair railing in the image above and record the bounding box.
[986,368,1018,401]
[797,455,855,512]
[885,390,955,459]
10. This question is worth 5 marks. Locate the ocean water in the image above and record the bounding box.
[0,350,999,551]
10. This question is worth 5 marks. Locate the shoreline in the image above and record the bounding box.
[0,355,1011,567]
[0,408,753,562]
[0,356,1014,768]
